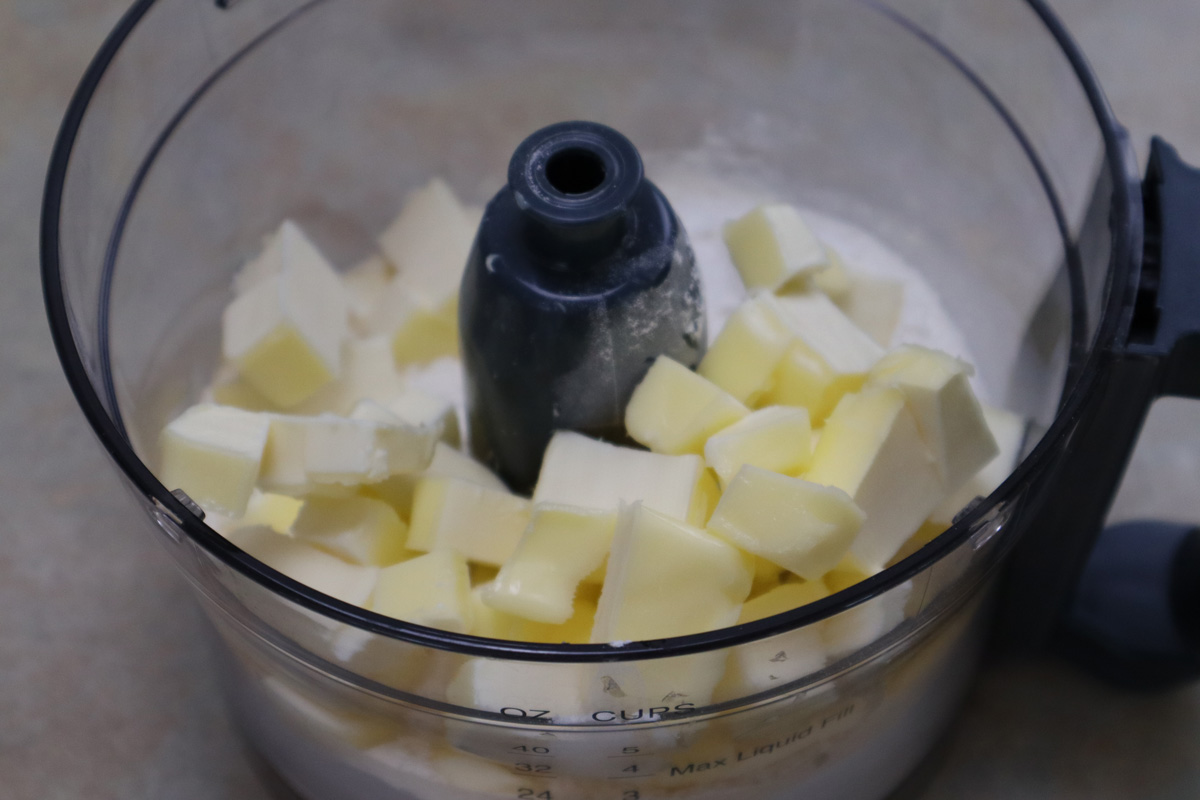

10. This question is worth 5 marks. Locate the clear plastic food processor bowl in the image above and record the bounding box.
[43,1,1136,798]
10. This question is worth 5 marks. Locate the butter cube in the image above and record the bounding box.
[348,400,441,475]
[738,579,831,624]
[222,221,348,408]
[367,442,505,520]
[406,477,531,567]
[704,406,813,488]
[836,274,904,347]
[206,363,277,412]
[242,490,303,534]
[533,431,707,524]
[159,404,271,517]
[809,246,853,303]
[823,553,874,593]
[867,346,999,491]
[804,388,944,572]
[292,336,404,416]
[377,178,477,309]
[470,583,598,643]
[372,550,472,633]
[292,495,411,566]
[763,292,884,422]
[930,405,1025,526]
[343,254,394,336]
[483,505,617,624]
[591,504,754,643]
[822,579,912,660]
[625,356,749,455]
[226,525,377,607]
[390,294,460,367]
[697,294,793,405]
[387,388,461,448]
[708,465,863,581]
[723,204,828,291]
[713,581,830,702]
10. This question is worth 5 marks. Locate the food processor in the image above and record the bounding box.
[41,1,1200,798]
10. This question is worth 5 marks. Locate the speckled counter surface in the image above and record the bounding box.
[2,2,1198,798]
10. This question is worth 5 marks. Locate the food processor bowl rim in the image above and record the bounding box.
[41,0,1143,662]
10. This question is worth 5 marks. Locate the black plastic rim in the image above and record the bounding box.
[41,0,1142,663]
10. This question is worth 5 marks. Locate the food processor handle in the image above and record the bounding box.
[999,138,1200,688]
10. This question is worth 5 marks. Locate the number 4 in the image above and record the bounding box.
[516,790,551,799]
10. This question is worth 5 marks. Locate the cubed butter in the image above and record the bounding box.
[930,405,1025,526]
[738,579,831,624]
[377,178,476,309]
[348,400,441,475]
[225,525,377,607]
[697,294,793,405]
[387,388,461,448]
[470,583,598,643]
[242,490,303,534]
[292,495,411,566]
[804,388,944,572]
[625,356,749,455]
[533,431,708,525]
[591,504,754,643]
[808,246,852,303]
[708,465,863,581]
[704,406,813,488]
[867,345,999,491]
[222,220,348,408]
[723,204,828,291]
[159,404,271,517]
[406,477,531,567]
[343,254,394,336]
[372,550,472,633]
[763,292,884,422]
[836,274,904,347]
[483,505,617,624]
[292,336,405,416]
[367,442,505,521]
[391,294,459,367]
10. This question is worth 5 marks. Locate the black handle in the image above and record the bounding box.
[998,139,1200,686]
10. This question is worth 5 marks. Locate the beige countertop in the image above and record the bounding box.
[2,1,1198,798]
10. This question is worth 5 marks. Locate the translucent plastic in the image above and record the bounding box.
[44,1,1132,798]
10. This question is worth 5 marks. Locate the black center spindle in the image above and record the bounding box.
[459,120,706,492]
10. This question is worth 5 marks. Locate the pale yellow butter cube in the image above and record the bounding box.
[738,579,831,624]
[343,254,394,336]
[407,477,531,567]
[348,400,441,476]
[226,525,377,607]
[708,465,863,581]
[625,356,749,455]
[697,294,792,405]
[391,294,459,367]
[470,583,598,643]
[805,388,944,572]
[206,363,277,412]
[372,550,472,633]
[159,404,271,517]
[377,178,477,309]
[532,431,708,525]
[387,388,461,448]
[836,274,904,347]
[713,580,830,702]
[808,246,853,303]
[867,345,999,490]
[222,221,348,408]
[484,505,617,624]
[822,579,912,659]
[242,490,303,534]
[591,504,754,643]
[704,406,813,488]
[292,495,410,566]
[367,442,505,521]
[292,336,405,416]
[930,405,1025,526]
[723,204,828,291]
